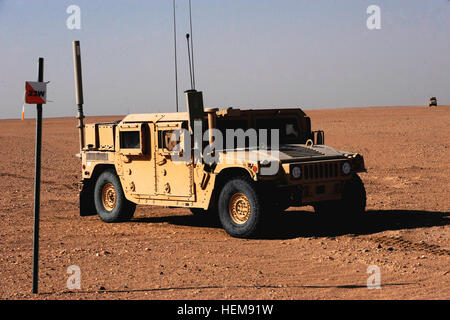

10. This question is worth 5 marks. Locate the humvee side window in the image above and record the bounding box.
[158,130,182,151]
[120,131,140,149]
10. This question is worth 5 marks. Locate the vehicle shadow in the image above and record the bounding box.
[132,209,449,240]
[260,209,450,240]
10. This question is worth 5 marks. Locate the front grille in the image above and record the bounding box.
[301,162,340,180]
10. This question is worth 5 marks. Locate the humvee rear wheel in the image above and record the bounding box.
[218,177,263,238]
[94,170,136,223]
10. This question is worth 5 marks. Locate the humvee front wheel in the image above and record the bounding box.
[218,177,264,238]
[94,170,136,222]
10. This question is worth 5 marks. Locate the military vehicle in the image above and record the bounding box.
[72,37,367,238]
[429,97,437,107]
[77,103,367,238]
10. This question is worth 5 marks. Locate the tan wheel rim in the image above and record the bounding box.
[102,183,117,212]
[228,193,251,224]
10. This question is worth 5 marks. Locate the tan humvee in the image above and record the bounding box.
[429,97,437,107]
[78,90,367,238]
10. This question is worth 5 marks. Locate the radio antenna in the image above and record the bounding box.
[188,0,196,90]
[173,0,179,112]
[186,33,194,90]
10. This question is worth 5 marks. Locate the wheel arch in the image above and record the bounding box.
[207,167,253,211]
[90,164,117,180]
[215,166,253,188]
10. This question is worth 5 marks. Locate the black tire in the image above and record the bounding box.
[314,174,366,219]
[94,170,136,222]
[218,176,264,238]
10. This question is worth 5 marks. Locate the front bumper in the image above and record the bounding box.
[279,179,345,206]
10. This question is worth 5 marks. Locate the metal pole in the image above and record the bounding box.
[73,41,85,153]
[32,57,44,294]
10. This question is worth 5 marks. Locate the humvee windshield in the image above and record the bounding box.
[168,117,307,152]
[255,118,301,144]
[216,116,306,149]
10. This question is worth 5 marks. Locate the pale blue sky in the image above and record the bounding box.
[0,0,449,119]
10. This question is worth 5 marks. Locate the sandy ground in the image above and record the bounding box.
[0,106,449,300]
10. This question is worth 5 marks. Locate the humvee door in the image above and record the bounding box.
[154,122,194,200]
[116,122,156,197]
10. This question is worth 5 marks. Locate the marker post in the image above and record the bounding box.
[32,57,44,294]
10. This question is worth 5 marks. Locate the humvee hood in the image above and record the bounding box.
[218,144,348,164]
[278,144,348,162]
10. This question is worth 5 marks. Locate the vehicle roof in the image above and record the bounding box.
[122,112,189,123]
[121,107,306,123]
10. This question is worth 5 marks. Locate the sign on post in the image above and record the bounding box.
[27,58,45,294]
[25,81,47,104]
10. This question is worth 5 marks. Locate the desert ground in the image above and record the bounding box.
[0,105,448,300]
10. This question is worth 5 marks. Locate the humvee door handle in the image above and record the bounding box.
[157,155,167,166]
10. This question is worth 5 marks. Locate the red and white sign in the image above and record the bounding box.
[25,81,47,104]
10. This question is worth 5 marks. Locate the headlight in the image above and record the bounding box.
[342,162,351,175]
[291,166,302,179]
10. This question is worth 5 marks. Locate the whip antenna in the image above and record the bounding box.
[173,0,179,112]
[186,33,194,90]
[188,0,196,89]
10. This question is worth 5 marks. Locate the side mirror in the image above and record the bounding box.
[314,130,325,145]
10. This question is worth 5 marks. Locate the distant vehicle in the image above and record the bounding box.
[429,97,437,107]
